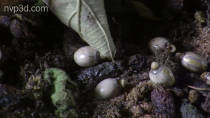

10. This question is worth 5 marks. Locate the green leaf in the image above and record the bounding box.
[42,0,116,60]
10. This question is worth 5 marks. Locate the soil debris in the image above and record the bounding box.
[180,99,204,118]
[151,86,175,118]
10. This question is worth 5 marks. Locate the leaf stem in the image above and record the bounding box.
[187,85,210,91]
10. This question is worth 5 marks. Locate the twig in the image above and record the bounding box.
[187,85,210,91]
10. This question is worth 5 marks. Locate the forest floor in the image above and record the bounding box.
[0,0,209,118]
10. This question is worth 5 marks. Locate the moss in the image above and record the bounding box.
[93,96,126,118]
[126,81,152,106]
[44,68,79,118]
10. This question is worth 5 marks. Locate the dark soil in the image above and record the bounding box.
[0,0,209,118]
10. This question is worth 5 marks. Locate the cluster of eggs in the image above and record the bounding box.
[73,37,208,99]
[148,37,208,87]
[73,46,128,99]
